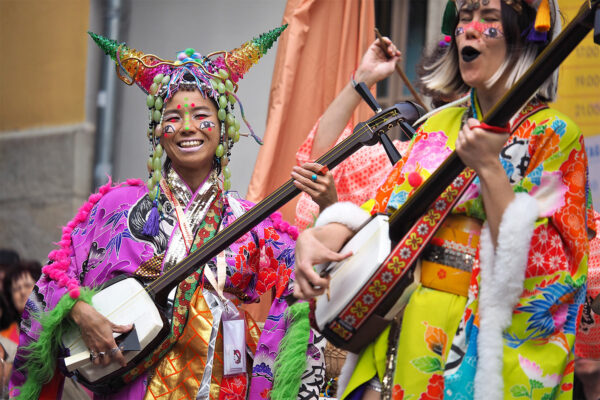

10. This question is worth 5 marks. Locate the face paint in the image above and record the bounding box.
[184,110,191,130]
[163,124,175,138]
[458,0,490,10]
[455,21,504,39]
[199,120,216,132]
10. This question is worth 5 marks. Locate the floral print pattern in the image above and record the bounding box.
[343,96,592,400]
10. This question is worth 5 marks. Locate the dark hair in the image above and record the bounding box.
[4,260,42,319]
[0,249,19,270]
[501,1,539,56]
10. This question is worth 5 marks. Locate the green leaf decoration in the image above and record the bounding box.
[530,379,544,390]
[411,356,442,373]
[510,385,529,398]
[532,125,547,136]
[541,393,552,400]
[565,274,575,286]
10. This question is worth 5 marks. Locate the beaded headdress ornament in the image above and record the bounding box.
[441,0,560,42]
[90,26,286,235]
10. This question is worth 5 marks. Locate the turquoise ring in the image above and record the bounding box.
[311,174,318,182]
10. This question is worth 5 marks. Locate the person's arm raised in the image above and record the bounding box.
[310,37,401,159]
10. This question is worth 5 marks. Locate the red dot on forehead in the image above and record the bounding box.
[191,103,195,107]
[177,104,181,109]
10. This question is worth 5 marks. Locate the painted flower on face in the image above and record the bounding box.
[455,21,504,39]
[518,354,561,387]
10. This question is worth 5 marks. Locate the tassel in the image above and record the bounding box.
[271,302,311,400]
[142,201,160,236]
[441,0,457,36]
[534,0,551,33]
[526,26,548,43]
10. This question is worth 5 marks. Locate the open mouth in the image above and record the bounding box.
[177,139,204,149]
[461,46,481,62]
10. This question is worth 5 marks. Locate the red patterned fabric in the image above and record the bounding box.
[576,211,600,359]
[295,118,410,230]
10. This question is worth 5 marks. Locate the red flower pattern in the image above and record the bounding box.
[418,373,444,400]
[392,384,405,400]
[219,374,247,399]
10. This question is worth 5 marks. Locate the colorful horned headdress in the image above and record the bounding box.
[442,0,560,42]
[90,25,286,236]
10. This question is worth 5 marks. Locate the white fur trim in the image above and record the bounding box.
[474,193,539,400]
[336,351,359,399]
[315,202,371,231]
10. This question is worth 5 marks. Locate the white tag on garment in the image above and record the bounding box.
[223,317,246,377]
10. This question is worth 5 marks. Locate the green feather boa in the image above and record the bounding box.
[271,301,311,400]
[17,288,96,400]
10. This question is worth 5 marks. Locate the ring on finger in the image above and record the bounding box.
[98,351,106,358]
[89,351,98,362]
[311,174,318,182]
[110,347,120,356]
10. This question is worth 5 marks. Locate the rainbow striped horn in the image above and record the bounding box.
[89,31,168,94]
[219,24,287,83]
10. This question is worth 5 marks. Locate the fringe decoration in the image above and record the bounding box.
[142,200,160,237]
[16,288,97,400]
[526,26,548,43]
[271,302,310,400]
[42,178,144,299]
[441,0,457,35]
[270,212,299,240]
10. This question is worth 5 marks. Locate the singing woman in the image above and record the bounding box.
[293,0,593,398]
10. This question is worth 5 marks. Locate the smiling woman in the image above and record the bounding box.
[159,90,221,192]
[8,26,326,400]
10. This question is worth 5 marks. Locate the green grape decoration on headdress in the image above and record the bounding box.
[89,25,287,237]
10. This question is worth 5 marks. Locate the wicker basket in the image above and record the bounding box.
[323,341,348,381]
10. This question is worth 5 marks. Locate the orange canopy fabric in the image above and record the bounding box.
[246,0,375,222]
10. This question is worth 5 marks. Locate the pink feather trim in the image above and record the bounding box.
[44,177,135,299]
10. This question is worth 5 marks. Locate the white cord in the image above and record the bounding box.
[412,94,471,127]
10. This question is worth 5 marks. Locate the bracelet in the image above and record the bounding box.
[350,70,358,88]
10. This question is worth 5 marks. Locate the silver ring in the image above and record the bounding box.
[110,347,120,356]
[98,351,106,357]
[89,351,98,362]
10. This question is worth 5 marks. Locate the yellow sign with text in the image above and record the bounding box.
[552,0,600,136]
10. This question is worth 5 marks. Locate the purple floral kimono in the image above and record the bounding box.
[10,170,325,399]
